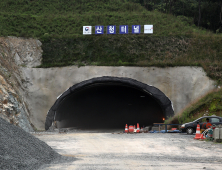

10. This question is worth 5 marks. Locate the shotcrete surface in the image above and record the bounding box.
[21,66,215,130]
[35,132,222,170]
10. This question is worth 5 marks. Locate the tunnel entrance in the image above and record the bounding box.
[45,77,174,130]
[56,83,164,129]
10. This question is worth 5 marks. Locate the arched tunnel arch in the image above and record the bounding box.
[45,77,174,130]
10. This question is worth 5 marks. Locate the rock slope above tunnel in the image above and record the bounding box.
[0,36,43,131]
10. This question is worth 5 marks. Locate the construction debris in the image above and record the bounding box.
[0,117,60,170]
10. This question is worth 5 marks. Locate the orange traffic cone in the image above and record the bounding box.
[125,124,129,133]
[136,123,140,133]
[194,124,201,139]
[134,125,136,133]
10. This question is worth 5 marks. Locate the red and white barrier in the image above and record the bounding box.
[125,124,129,133]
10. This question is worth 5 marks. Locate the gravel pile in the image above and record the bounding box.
[0,117,61,170]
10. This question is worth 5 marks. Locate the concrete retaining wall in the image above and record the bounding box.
[21,66,215,130]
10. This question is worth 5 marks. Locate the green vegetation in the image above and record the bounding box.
[40,35,222,84]
[2,1,220,80]
[165,89,222,124]
[133,0,222,33]
[0,0,222,122]
[0,0,150,37]
[0,0,210,38]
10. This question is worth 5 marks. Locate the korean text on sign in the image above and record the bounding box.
[132,25,140,34]
[119,25,128,34]
[107,25,116,34]
[95,26,104,34]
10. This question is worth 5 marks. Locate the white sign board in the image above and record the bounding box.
[144,25,153,34]
[83,26,92,35]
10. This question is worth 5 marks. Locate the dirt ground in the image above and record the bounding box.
[34,132,222,170]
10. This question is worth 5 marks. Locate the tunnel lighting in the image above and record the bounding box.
[163,118,165,121]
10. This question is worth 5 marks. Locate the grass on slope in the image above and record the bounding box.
[39,34,222,83]
[165,88,222,125]
[0,0,144,15]
[0,0,213,38]
[0,0,222,123]
[0,0,221,83]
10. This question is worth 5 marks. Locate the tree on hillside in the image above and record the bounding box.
[164,0,168,13]
[168,0,177,14]
[130,0,222,32]
[203,0,222,31]
[220,1,222,24]
[211,0,222,24]
[198,0,201,27]
[211,0,222,32]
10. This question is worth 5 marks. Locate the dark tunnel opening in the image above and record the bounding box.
[55,83,165,129]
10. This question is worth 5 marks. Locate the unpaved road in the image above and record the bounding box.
[34,132,222,170]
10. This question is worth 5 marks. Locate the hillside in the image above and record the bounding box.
[0,0,205,37]
[0,1,221,81]
[0,0,222,124]
[166,88,222,125]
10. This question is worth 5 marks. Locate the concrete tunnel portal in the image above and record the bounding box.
[45,77,174,130]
